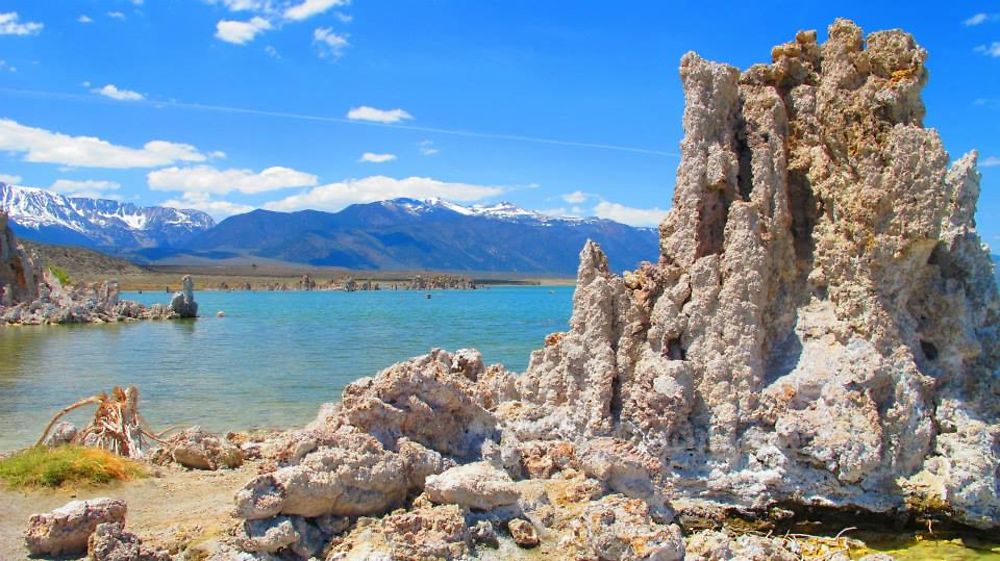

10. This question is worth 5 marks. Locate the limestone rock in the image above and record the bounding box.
[507,518,539,548]
[24,498,127,556]
[169,427,244,470]
[424,462,520,511]
[87,522,171,561]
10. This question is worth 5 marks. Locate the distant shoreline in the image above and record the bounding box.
[111,270,576,292]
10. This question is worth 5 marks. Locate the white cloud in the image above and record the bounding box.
[78,15,93,24]
[0,60,14,73]
[561,190,589,204]
[215,16,272,45]
[0,12,43,36]
[965,13,999,26]
[209,0,272,12]
[974,42,1000,57]
[418,140,439,156]
[347,106,413,124]
[313,27,349,59]
[982,156,1000,168]
[284,0,350,21]
[965,13,988,26]
[593,201,667,227]
[148,165,318,195]
[0,119,207,169]
[50,179,121,199]
[162,192,254,219]
[264,175,504,212]
[359,152,397,163]
[265,45,281,59]
[107,11,126,20]
[334,12,353,23]
[92,84,145,102]
[0,173,22,184]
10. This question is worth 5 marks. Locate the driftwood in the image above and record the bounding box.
[36,385,165,458]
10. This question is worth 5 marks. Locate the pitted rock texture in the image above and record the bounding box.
[512,18,999,529]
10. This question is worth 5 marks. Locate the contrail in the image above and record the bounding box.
[0,87,679,158]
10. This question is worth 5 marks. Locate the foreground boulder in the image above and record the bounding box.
[24,498,127,556]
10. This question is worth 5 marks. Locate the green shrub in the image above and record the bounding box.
[0,446,145,488]
[48,265,71,286]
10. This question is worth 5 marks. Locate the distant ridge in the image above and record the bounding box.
[183,198,660,275]
[0,182,214,250]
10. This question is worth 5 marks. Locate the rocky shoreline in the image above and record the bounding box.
[5,18,999,561]
[0,213,200,325]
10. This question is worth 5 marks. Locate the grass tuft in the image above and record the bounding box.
[0,445,145,488]
[48,265,71,286]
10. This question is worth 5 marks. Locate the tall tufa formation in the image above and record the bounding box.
[517,19,998,528]
[0,211,45,306]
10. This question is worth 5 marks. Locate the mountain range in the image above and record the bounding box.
[0,182,214,249]
[0,183,660,275]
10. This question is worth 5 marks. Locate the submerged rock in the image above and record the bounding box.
[24,498,127,556]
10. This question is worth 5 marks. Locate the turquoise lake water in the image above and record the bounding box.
[0,286,574,451]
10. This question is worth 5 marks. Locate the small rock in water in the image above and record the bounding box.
[216,310,225,318]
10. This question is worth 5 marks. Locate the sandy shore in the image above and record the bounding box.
[0,461,253,561]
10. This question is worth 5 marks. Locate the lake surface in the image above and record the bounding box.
[0,286,573,451]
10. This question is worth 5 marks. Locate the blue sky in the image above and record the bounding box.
[0,2,998,239]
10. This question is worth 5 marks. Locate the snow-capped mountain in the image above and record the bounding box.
[183,197,659,274]
[0,183,215,250]
[383,197,604,225]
